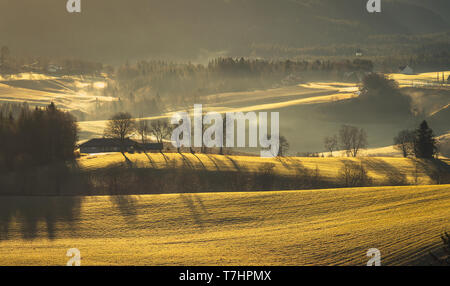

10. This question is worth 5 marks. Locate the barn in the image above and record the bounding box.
[79,138,164,154]
[79,138,137,153]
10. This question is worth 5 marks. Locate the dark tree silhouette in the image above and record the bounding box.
[149,120,172,144]
[136,118,149,145]
[278,135,289,157]
[104,112,135,152]
[339,125,368,157]
[324,135,338,157]
[0,102,78,172]
[394,129,415,157]
[414,120,437,159]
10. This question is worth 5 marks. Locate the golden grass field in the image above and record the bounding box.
[0,185,448,266]
[78,152,447,186]
[388,71,450,88]
[0,73,113,114]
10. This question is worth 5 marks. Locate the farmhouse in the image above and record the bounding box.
[79,138,136,153]
[47,64,62,73]
[79,138,163,154]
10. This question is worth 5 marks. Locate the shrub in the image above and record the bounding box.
[338,161,372,187]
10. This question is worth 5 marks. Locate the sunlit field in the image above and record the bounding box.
[0,74,113,114]
[0,185,448,266]
[388,71,450,88]
[78,152,446,186]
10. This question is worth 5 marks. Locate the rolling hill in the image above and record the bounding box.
[77,152,449,187]
[0,185,448,265]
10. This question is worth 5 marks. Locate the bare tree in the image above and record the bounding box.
[339,125,368,157]
[393,129,415,157]
[338,161,372,187]
[136,118,149,145]
[104,112,135,151]
[278,135,289,157]
[150,119,172,144]
[324,135,338,157]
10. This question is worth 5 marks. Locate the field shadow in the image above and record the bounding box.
[121,152,134,168]
[225,156,241,172]
[143,151,157,168]
[411,158,450,184]
[0,196,82,241]
[205,154,221,171]
[192,153,206,170]
[361,158,407,186]
[160,151,170,165]
[178,153,194,169]
[276,156,292,170]
[179,194,209,229]
[108,195,139,224]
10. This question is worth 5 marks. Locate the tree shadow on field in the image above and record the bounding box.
[108,195,138,224]
[178,153,194,169]
[192,153,206,170]
[0,196,82,241]
[276,156,292,170]
[121,152,134,168]
[205,154,221,171]
[160,151,170,166]
[143,151,157,168]
[179,194,209,229]
[225,156,241,172]
[411,158,450,184]
[361,158,407,186]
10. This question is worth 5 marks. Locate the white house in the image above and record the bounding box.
[47,64,62,73]
[399,65,414,75]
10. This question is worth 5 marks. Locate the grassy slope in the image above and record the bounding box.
[78,153,447,185]
[0,185,449,265]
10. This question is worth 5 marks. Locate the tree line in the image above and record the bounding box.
[0,45,104,75]
[103,112,172,152]
[0,103,78,172]
[322,120,439,159]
